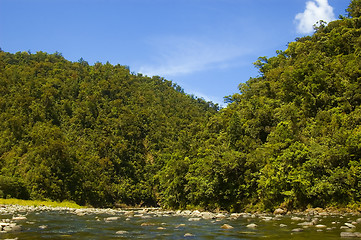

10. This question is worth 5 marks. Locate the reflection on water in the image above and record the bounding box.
[1,209,360,239]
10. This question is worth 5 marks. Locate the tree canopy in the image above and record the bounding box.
[1,0,361,212]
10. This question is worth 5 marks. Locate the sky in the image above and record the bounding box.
[0,0,350,106]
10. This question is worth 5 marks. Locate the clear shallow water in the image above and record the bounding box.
[1,209,361,239]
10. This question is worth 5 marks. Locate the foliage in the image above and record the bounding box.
[1,0,361,211]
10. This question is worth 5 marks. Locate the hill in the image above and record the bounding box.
[0,50,218,207]
[1,0,361,212]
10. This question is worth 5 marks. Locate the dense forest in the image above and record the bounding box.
[1,0,361,212]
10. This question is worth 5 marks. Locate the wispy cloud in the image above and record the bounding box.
[138,36,250,77]
[295,0,335,34]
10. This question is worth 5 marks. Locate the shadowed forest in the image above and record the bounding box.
[1,1,361,212]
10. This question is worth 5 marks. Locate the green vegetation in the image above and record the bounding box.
[1,0,361,212]
[0,198,83,208]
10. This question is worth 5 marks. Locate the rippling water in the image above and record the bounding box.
[1,209,360,239]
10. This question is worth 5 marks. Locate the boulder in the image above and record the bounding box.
[345,223,356,228]
[221,224,234,229]
[201,212,215,220]
[246,223,257,228]
[274,208,286,215]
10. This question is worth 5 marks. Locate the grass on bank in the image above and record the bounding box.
[0,198,83,208]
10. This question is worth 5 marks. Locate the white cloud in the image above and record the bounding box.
[295,0,336,34]
[138,36,249,77]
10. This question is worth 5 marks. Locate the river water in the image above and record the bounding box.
[1,208,361,239]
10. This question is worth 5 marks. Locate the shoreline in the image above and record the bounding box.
[1,203,361,218]
[1,198,361,216]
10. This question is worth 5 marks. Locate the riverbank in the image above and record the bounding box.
[0,198,83,209]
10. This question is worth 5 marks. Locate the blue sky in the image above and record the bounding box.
[0,0,350,106]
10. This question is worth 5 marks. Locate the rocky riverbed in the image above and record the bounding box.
[0,205,361,239]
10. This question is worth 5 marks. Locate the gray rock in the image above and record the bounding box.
[188,218,201,221]
[356,218,361,223]
[315,224,327,228]
[280,224,287,227]
[184,233,194,237]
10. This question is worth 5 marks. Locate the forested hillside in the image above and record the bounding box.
[1,0,361,212]
[157,0,361,212]
[0,50,218,207]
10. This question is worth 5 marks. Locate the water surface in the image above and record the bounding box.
[1,209,360,239]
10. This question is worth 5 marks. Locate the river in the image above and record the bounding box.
[1,206,360,239]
